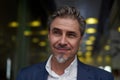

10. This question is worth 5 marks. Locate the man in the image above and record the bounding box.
[16,6,114,80]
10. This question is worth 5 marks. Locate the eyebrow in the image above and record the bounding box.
[67,31,78,37]
[51,27,78,34]
[67,31,77,34]
[52,27,61,31]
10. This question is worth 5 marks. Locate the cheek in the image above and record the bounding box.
[49,36,58,45]
[71,40,80,50]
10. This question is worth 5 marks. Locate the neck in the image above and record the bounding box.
[51,56,75,75]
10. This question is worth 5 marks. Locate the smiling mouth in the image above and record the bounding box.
[54,47,70,53]
[55,45,70,50]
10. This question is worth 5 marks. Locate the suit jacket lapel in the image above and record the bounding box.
[77,60,95,80]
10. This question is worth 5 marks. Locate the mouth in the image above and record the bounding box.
[54,46,71,53]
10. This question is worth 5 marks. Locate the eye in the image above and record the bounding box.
[67,32,77,38]
[52,28,62,36]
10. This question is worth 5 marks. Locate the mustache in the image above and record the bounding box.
[54,44,71,50]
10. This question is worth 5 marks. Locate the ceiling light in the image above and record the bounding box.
[86,18,98,24]
[97,55,103,63]
[9,21,18,27]
[39,30,48,35]
[105,55,111,64]
[24,30,32,36]
[30,20,41,27]
[85,40,93,45]
[104,45,110,51]
[86,46,93,50]
[32,38,39,43]
[39,41,46,47]
[85,51,92,57]
[89,36,96,41]
[86,28,96,34]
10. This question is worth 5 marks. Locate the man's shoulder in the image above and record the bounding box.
[87,65,114,79]
[84,63,111,74]
[77,61,114,79]
[19,61,47,74]
[78,60,108,73]
[16,61,48,80]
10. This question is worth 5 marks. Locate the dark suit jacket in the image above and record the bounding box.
[16,60,114,80]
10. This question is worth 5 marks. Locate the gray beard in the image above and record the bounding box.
[55,54,68,63]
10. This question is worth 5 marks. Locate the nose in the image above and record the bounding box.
[59,35,67,46]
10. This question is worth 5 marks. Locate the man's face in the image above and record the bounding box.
[48,17,82,63]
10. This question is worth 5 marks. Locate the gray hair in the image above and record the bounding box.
[48,6,86,37]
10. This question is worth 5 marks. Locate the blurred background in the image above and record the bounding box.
[0,0,120,80]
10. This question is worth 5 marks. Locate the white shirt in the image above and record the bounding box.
[45,55,77,80]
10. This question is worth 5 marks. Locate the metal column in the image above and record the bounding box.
[13,0,30,79]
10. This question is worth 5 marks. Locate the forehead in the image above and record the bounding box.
[50,17,80,33]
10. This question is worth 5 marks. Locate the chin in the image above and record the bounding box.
[55,54,68,63]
